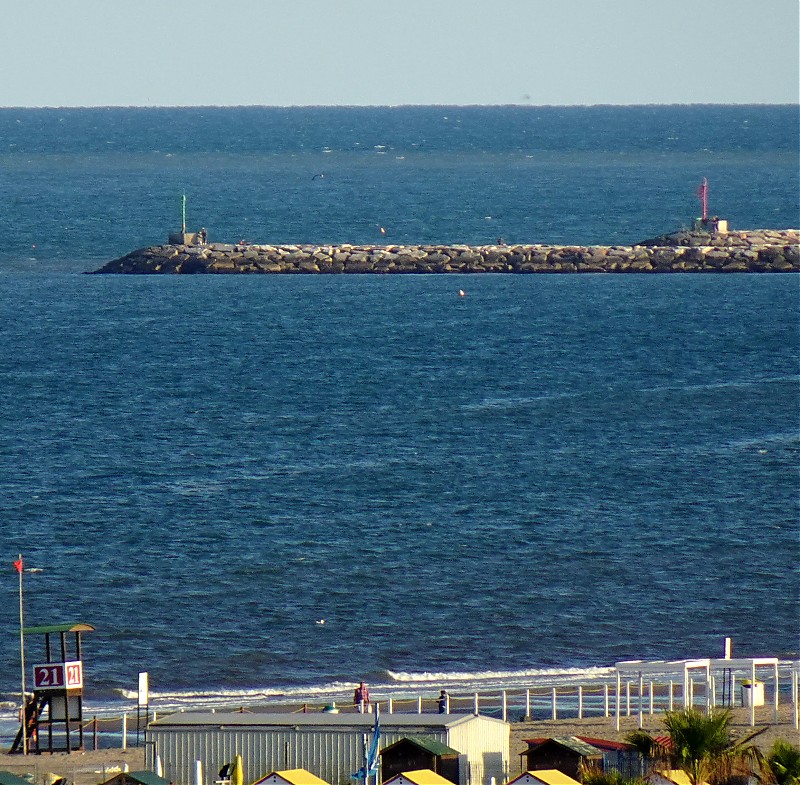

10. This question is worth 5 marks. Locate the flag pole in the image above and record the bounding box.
[17,553,27,755]
[361,732,367,785]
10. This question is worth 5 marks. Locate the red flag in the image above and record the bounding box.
[13,558,23,573]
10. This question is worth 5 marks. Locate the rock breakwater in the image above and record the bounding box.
[92,229,799,274]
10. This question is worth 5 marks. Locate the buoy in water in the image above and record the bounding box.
[458,290,466,297]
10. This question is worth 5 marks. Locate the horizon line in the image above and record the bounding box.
[0,101,797,110]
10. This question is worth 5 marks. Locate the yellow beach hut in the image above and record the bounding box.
[383,771,458,785]
[647,771,710,785]
[506,771,582,785]
[252,770,331,785]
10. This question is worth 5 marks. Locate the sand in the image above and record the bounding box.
[2,707,797,785]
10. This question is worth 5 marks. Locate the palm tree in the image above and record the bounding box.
[761,740,800,785]
[626,709,759,785]
[662,709,732,785]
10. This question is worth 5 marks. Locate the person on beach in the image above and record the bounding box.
[354,681,370,712]
[438,689,448,714]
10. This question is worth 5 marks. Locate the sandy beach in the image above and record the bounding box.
[2,707,796,785]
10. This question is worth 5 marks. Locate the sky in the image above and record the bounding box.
[1,0,797,107]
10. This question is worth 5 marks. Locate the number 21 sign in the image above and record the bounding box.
[33,661,83,691]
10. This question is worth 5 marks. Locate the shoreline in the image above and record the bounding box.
[91,229,799,275]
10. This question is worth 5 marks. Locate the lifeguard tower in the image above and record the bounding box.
[10,622,95,754]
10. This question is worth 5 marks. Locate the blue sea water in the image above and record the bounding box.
[0,106,798,735]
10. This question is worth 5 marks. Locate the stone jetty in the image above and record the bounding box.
[92,228,799,274]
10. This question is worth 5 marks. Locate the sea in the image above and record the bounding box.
[0,105,798,742]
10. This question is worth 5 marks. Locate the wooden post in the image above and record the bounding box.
[551,688,557,720]
[637,673,644,728]
[626,681,631,717]
[388,697,393,714]
[525,689,531,720]
[93,716,98,750]
[501,690,507,722]
[122,713,127,751]
[792,666,799,730]
[195,760,203,785]
[473,692,479,715]
[615,671,621,731]
[649,681,654,715]
[750,663,756,726]
[578,686,583,719]
[417,696,422,714]
[774,661,780,723]
[669,680,674,711]
[683,665,690,709]
[709,675,716,711]
[603,683,609,718]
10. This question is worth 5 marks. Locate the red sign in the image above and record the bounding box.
[33,661,83,691]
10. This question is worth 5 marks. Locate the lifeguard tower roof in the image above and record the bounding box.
[24,623,95,634]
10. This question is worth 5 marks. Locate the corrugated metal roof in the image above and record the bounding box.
[253,769,331,785]
[385,770,455,785]
[520,737,602,757]
[521,738,547,749]
[381,737,460,757]
[550,737,602,757]
[0,772,33,785]
[150,712,493,730]
[23,623,95,635]
[574,737,635,752]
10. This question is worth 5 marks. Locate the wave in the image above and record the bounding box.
[86,665,621,717]
[387,665,616,689]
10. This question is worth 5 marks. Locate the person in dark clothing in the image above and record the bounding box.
[438,689,448,714]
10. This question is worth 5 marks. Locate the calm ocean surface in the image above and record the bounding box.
[0,106,797,735]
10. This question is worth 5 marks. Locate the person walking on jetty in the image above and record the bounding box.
[438,689,448,714]
[354,681,370,712]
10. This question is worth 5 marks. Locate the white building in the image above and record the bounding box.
[146,712,509,785]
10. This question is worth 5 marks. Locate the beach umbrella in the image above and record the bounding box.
[231,754,244,785]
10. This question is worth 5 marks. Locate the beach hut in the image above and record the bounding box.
[505,770,582,785]
[100,772,172,785]
[382,771,455,785]
[147,711,509,785]
[520,737,639,778]
[647,771,710,785]
[251,769,331,785]
[519,738,602,779]
[0,773,37,785]
[380,738,461,784]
